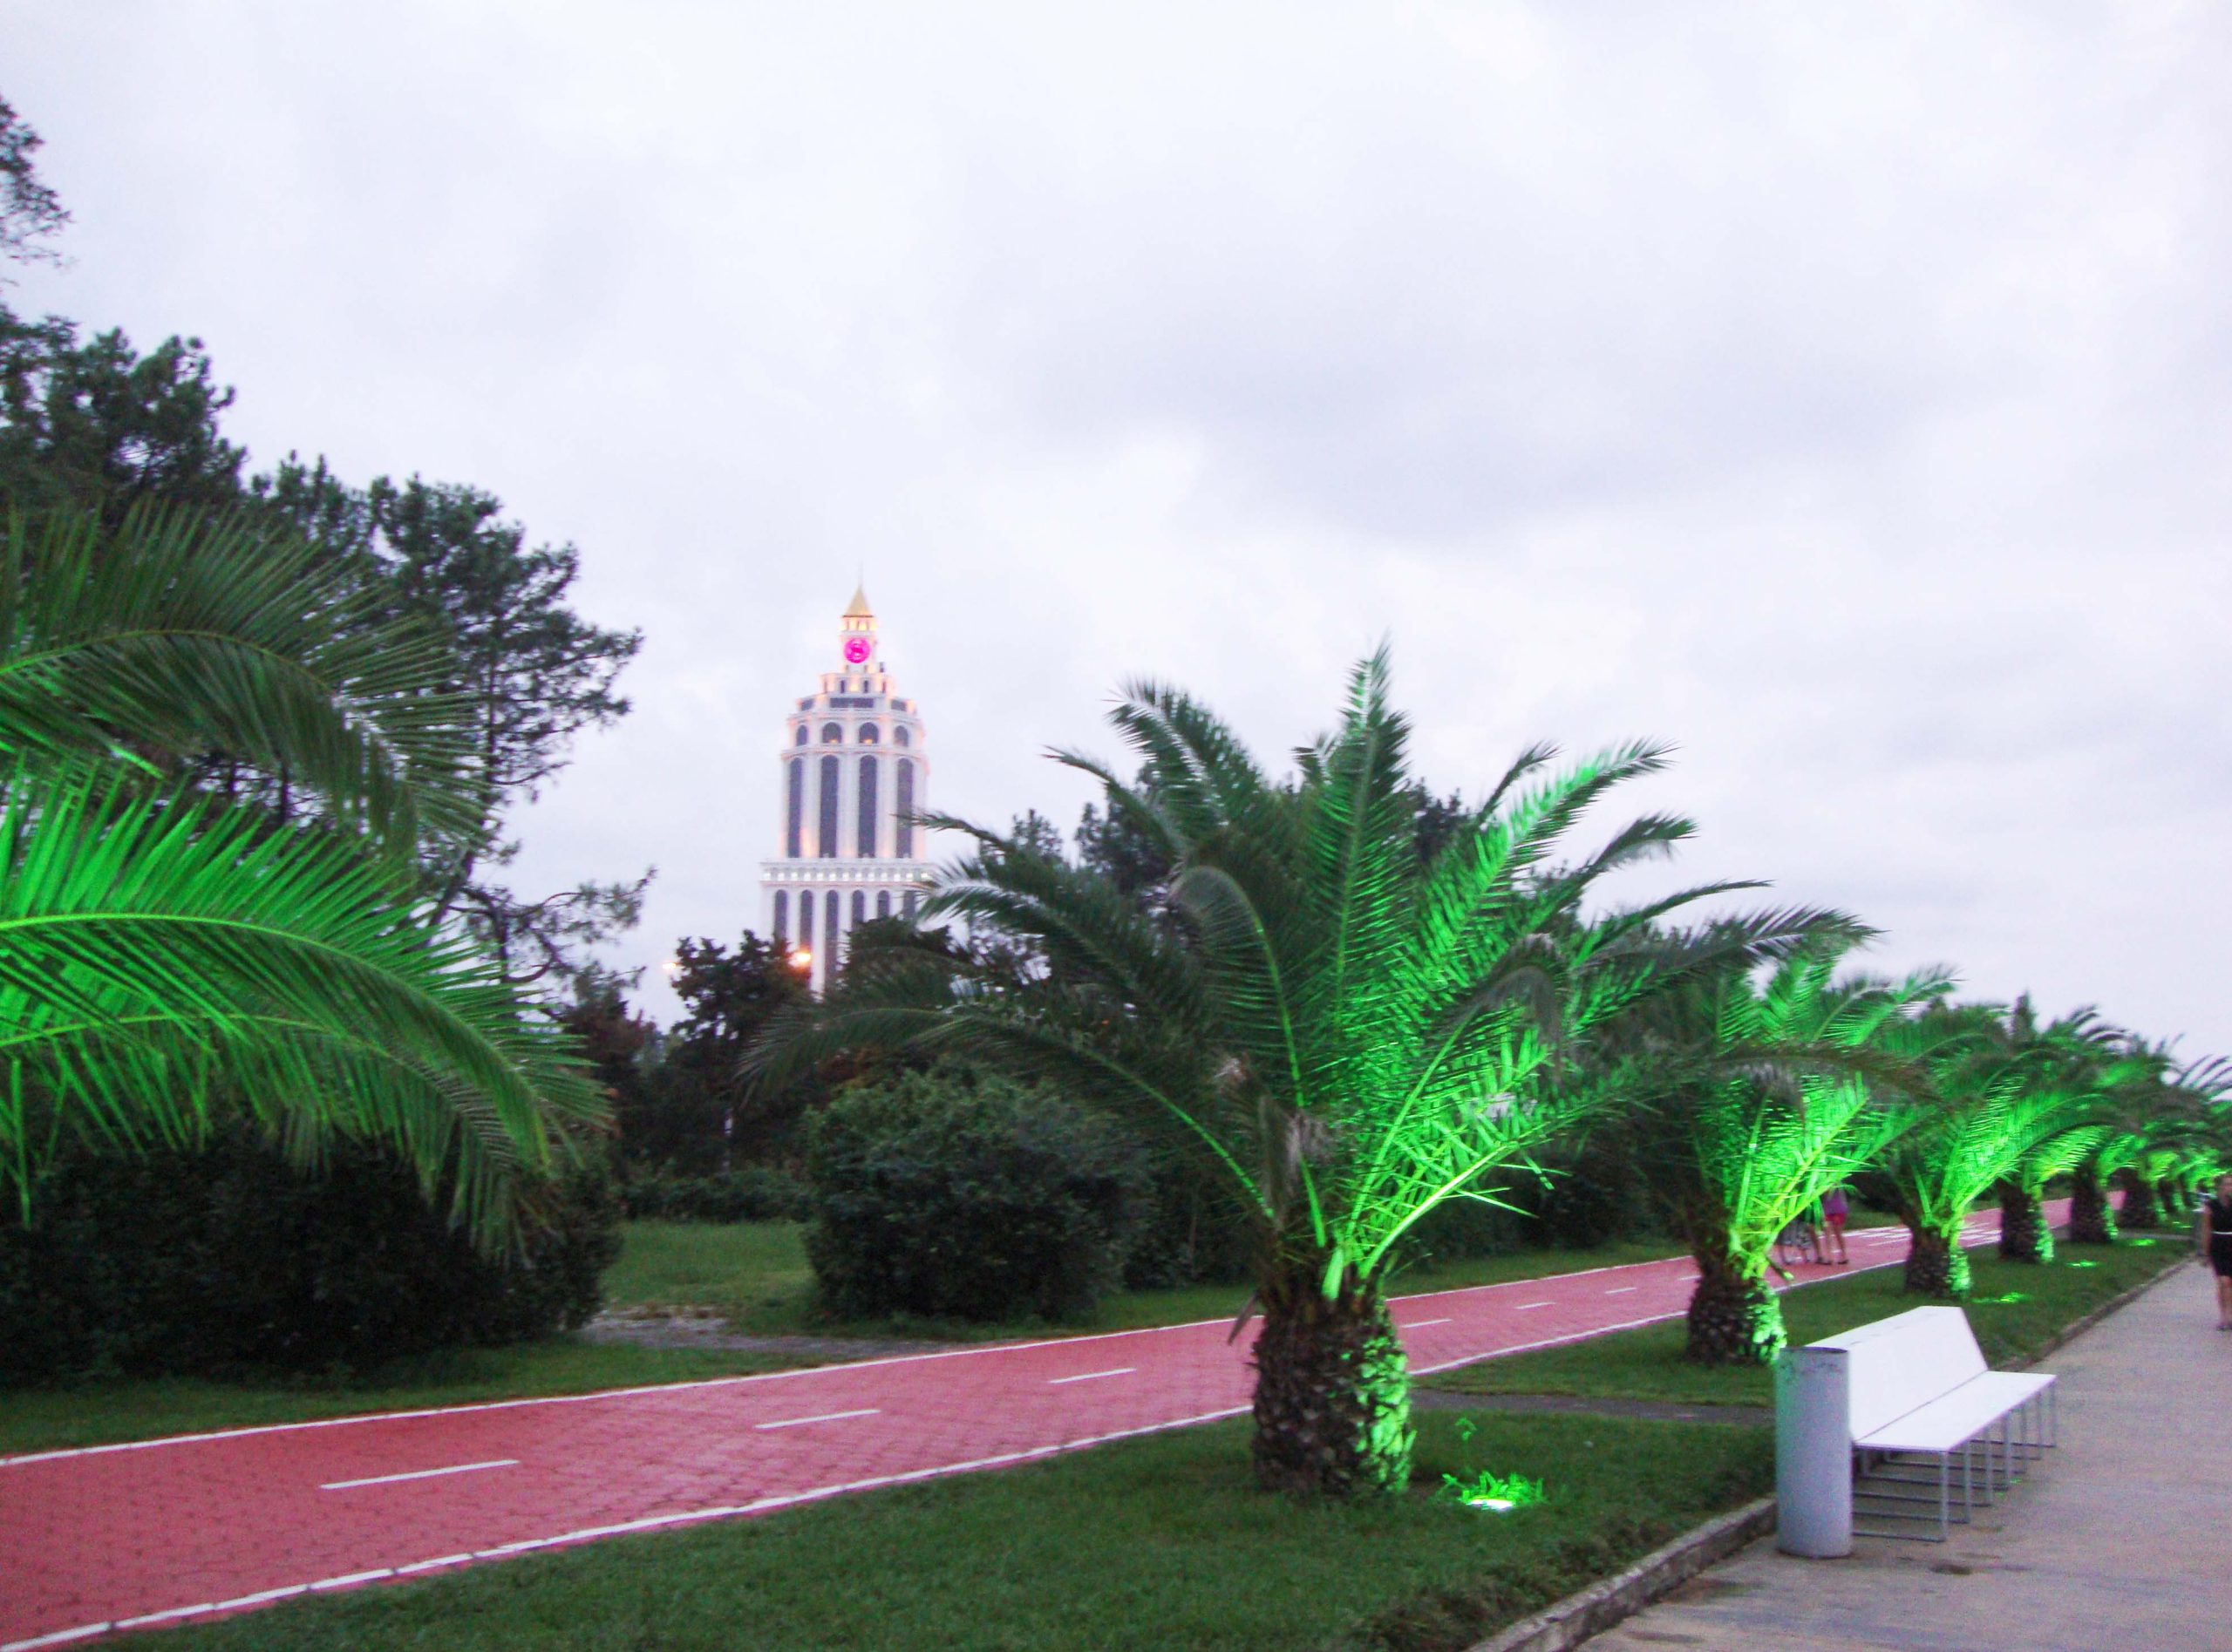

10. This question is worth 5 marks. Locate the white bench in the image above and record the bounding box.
[1777,1306,2057,1553]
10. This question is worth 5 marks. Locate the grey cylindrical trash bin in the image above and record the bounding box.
[1776,1344,1852,1557]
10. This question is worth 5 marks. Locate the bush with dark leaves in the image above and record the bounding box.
[0,1128,620,1386]
[804,1064,1147,1322]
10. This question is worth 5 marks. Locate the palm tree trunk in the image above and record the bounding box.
[1903,1223,1971,1296]
[1684,1249,1785,1364]
[1997,1183,2050,1264]
[2069,1164,2117,1246]
[1249,1261,1412,1498]
[2117,1173,2160,1231]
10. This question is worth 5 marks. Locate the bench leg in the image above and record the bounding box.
[1941,1451,1951,1542]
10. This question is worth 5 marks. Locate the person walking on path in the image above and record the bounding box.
[1820,1184,1851,1265]
[2197,1173,2232,1330]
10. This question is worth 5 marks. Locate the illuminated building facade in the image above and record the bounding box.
[759,586,934,990]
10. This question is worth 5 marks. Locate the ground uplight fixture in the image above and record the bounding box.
[1440,1469,1547,1513]
[789,948,813,973]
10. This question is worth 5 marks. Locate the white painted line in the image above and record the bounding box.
[393,1553,475,1575]
[1402,1317,1453,1329]
[1048,1367,1135,1385]
[753,1407,880,1431]
[114,1603,217,1630]
[321,1458,518,1492]
[1604,1286,1639,1295]
[1515,1301,1553,1310]
[3,1625,112,1651]
[211,1584,310,1608]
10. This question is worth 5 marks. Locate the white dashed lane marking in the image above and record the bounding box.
[752,1409,880,1431]
[321,1459,518,1492]
[1402,1318,1452,1329]
[1047,1368,1135,1386]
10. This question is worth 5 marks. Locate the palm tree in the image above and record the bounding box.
[1,507,602,1242]
[1867,1011,2081,1296]
[1609,940,1944,1363]
[1997,1111,2103,1265]
[755,652,1820,1496]
[2068,1046,2227,1247]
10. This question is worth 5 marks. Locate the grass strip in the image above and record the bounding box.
[1425,1237,2187,1408]
[608,1220,1689,1340]
[136,1411,1772,1652]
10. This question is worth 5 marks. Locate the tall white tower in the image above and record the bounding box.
[759,585,935,991]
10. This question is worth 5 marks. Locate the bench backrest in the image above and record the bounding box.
[1808,1307,1987,1438]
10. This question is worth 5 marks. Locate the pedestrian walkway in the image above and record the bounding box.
[1589,1257,2215,1652]
[0,1209,2018,1649]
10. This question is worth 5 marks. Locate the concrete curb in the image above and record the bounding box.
[1461,1495,1777,1652]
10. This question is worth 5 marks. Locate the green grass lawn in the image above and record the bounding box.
[609,1218,1688,1341]
[138,1410,1771,1652]
[1425,1238,2186,1408]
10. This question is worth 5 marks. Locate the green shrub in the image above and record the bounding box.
[804,1064,1147,1322]
[1119,1156,1255,1288]
[621,1164,809,1223]
[0,1128,621,1385]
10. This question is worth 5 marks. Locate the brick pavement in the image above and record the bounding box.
[0,1207,2032,1649]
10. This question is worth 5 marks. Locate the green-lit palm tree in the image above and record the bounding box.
[1607,937,1943,1363]
[1868,1010,2084,1296]
[2067,1045,2226,1247]
[1956,1003,2118,1266]
[1,507,601,1241]
[1997,1110,2104,1266]
[753,652,1822,1496]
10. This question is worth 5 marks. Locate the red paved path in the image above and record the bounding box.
[3,1207,2048,1649]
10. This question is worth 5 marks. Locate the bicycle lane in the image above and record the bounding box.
[0,1204,2052,1649]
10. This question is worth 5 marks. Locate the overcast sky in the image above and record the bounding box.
[8,3,2228,1054]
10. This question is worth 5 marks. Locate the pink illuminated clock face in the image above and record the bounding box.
[843,637,872,665]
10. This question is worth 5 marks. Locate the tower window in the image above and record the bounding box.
[851,889,866,926]
[799,891,813,959]
[786,758,805,858]
[895,758,915,858]
[818,755,840,858]
[858,724,879,744]
[825,889,841,968]
[821,722,843,744]
[875,889,891,920]
[856,756,879,858]
[902,889,918,919]
[894,726,911,748]
[772,889,789,943]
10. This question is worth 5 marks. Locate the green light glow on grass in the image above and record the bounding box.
[1976,1291,2030,1304]
[2068,1260,2098,1269]
[2127,1238,2156,1247]
[1440,1469,1548,1513]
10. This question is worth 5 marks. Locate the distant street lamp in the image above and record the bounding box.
[789,948,813,976]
